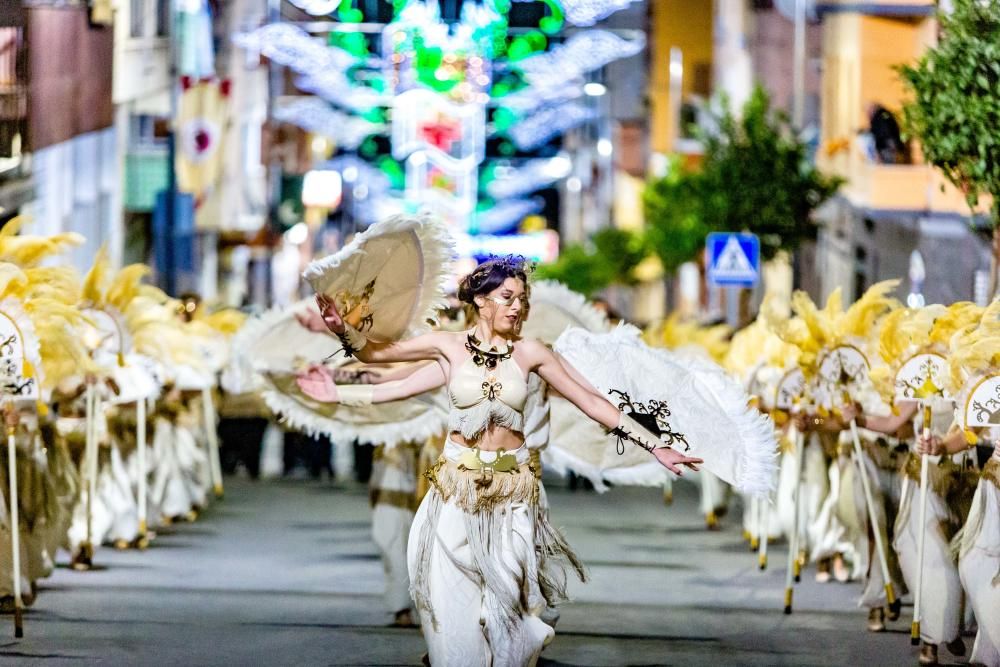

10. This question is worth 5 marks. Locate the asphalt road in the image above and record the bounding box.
[0,475,949,666]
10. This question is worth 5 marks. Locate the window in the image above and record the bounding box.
[156,0,169,37]
[130,0,145,38]
[130,114,168,150]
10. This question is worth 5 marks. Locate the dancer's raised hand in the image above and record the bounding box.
[653,447,703,476]
[296,365,339,403]
[315,294,346,334]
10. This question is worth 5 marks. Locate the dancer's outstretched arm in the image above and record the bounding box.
[521,340,703,476]
[841,400,919,435]
[297,361,446,405]
[314,294,450,364]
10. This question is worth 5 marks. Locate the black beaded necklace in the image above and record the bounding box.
[465,332,513,370]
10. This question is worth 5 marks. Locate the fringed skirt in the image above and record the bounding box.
[959,457,1000,666]
[407,440,584,667]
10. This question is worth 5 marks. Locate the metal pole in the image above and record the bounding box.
[164,0,180,296]
[849,419,899,618]
[912,404,932,645]
[136,398,148,548]
[6,411,23,637]
[784,427,804,614]
[792,0,806,129]
[668,47,683,150]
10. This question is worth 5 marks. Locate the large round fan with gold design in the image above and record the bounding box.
[554,324,778,495]
[302,213,453,345]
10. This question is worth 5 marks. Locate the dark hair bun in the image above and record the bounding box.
[457,275,476,305]
[457,256,530,309]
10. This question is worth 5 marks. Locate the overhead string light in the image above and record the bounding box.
[315,155,394,196]
[273,98,386,151]
[473,198,546,235]
[507,103,596,151]
[232,23,369,76]
[515,29,645,89]
[510,0,641,27]
[485,156,573,200]
[497,81,583,118]
[294,70,385,113]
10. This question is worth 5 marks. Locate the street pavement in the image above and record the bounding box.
[0,475,960,666]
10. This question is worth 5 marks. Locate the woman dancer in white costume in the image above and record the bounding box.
[298,257,703,666]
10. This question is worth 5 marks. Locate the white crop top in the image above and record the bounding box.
[448,353,529,440]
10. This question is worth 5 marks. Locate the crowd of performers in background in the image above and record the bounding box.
[1,217,998,667]
[703,280,1000,667]
[0,219,247,634]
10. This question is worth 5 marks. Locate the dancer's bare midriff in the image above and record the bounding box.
[450,425,525,452]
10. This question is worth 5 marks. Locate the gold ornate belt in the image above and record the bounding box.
[457,447,520,473]
[426,451,539,513]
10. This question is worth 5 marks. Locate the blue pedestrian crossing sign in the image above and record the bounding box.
[707,232,760,287]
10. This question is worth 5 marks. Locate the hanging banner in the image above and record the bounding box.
[175,79,228,199]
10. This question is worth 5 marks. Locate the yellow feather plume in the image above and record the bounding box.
[0,217,84,268]
[930,301,982,346]
[23,266,82,305]
[106,264,151,313]
[647,312,731,363]
[837,280,901,339]
[0,262,28,299]
[949,299,1000,391]
[198,308,247,336]
[81,246,111,307]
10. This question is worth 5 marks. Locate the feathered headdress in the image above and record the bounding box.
[726,294,801,399]
[0,261,95,400]
[0,217,84,268]
[948,299,1000,393]
[780,280,901,377]
[868,301,981,401]
[647,312,731,364]
[80,248,204,372]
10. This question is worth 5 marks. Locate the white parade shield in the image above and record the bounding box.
[815,344,870,409]
[962,374,1000,429]
[774,366,806,413]
[0,299,40,402]
[894,352,949,402]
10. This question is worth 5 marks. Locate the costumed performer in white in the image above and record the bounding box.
[298,256,703,667]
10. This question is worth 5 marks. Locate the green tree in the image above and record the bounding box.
[899,0,1000,294]
[643,86,841,272]
[642,157,712,273]
[535,226,647,297]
